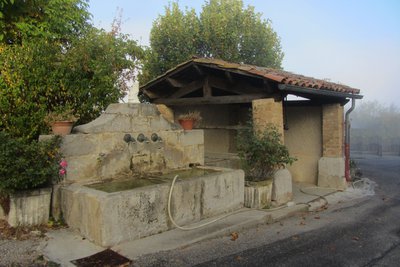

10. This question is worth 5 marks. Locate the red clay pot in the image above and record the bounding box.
[51,121,74,135]
[178,119,194,130]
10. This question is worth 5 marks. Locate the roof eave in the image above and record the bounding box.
[140,60,195,91]
[278,84,363,100]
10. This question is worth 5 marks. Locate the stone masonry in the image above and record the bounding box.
[322,103,344,157]
[61,168,244,246]
[41,104,205,183]
[319,103,346,189]
[252,98,284,141]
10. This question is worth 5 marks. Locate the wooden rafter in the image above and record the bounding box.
[208,75,264,95]
[203,76,212,97]
[225,71,234,84]
[166,77,184,88]
[167,79,204,98]
[143,89,160,99]
[153,94,269,105]
[263,80,274,93]
[193,64,204,76]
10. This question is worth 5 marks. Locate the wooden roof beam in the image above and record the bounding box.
[263,79,274,93]
[166,77,184,88]
[142,89,161,99]
[225,71,234,84]
[203,76,212,97]
[153,94,270,105]
[193,64,204,76]
[208,75,264,95]
[167,79,204,98]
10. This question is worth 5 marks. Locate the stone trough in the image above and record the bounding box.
[62,167,244,247]
[47,103,244,247]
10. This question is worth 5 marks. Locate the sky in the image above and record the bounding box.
[88,0,400,107]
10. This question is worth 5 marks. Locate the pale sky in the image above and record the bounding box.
[88,0,400,106]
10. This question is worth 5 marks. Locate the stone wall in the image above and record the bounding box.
[252,98,284,141]
[41,104,204,183]
[284,106,322,184]
[173,104,250,154]
[173,104,250,168]
[61,168,244,247]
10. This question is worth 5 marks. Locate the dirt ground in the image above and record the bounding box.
[0,220,59,266]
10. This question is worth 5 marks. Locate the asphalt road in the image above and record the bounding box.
[134,155,400,267]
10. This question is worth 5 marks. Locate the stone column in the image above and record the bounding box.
[252,98,284,142]
[318,103,347,189]
[252,98,292,204]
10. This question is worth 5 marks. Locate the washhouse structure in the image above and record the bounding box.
[140,58,363,190]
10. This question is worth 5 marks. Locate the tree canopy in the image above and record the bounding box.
[0,0,144,139]
[140,0,284,83]
[0,0,90,44]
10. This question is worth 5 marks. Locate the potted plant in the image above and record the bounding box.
[0,132,63,226]
[177,111,202,130]
[236,121,296,208]
[44,106,79,135]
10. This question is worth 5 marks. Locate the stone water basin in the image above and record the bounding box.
[86,167,219,193]
[61,167,244,247]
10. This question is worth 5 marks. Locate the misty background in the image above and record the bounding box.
[350,101,400,156]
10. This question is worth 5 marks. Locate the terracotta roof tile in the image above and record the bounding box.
[193,58,360,95]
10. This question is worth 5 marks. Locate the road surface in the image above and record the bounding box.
[134,155,400,267]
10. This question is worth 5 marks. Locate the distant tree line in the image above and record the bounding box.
[350,101,400,156]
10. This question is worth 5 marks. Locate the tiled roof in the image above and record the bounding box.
[192,58,361,95]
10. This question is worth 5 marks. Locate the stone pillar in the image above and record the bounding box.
[252,98,284,142]
[318,103,346,189]
[322,103,344,157]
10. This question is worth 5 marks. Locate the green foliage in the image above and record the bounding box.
[54,27,144,124]
[0,0,90,44]
[200,0,283,67]
[236,120,296,181]
[0,0,144,140]
[44,105,79,125]
[141,0,283,83]
[0,26,144,139]
[0,40,56,139]
[0,132,62,195]
[141,2,199,82]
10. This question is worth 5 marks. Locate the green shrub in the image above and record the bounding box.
[0,132,62,195]
[237,121,296,181]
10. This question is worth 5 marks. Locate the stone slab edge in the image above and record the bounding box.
[116,205,308,260]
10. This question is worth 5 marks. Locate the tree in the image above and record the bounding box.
[141,0,283,83]
[141,2,200,83]
[0,28,143,139]
[0,0,90,44]
[350,101,400,153]
[0,1,144,140]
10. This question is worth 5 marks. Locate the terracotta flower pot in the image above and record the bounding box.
[51,121,74,135]
[178,119,194,130]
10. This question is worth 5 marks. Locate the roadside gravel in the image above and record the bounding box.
[0,220,56,266]
[0,238,46,266]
